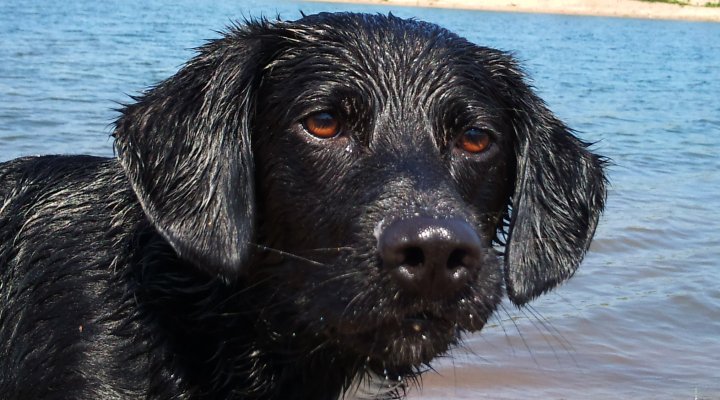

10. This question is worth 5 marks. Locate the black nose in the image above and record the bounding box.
[378,217,483,299]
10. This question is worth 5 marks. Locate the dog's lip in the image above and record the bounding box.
[335,310,457,337]
[334,312,459,367]
[402,313,451,332]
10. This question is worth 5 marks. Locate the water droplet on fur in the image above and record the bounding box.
[421,334,428,340]
[373,219,385,240]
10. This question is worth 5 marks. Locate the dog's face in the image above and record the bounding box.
[114,13,605,376]
[251,15,515,368]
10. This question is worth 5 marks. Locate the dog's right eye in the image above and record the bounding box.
[303,112,341,139]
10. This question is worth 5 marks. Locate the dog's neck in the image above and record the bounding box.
[129,228,413,399]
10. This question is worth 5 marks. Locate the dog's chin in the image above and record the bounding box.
[335,312,485,369]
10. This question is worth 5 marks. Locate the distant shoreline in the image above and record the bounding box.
[308,0,720,22]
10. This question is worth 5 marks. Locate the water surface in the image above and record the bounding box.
[1,1,719,398]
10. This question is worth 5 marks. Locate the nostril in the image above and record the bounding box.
[447,248,468,270]
[402,247,424,267]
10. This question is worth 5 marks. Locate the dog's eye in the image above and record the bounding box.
[303,112,341,139]
[458,128,492,154]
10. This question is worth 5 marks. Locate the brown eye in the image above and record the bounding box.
[458,128,492,154]
[303,112,341,139]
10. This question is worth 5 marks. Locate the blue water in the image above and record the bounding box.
[1,1,719,398]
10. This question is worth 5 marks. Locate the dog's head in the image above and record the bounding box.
[114,12,605,377]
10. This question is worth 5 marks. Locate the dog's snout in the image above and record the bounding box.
[378,217,482,299]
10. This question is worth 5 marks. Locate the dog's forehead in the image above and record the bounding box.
[286,13,472,70]
[263,13,500,113]
[292,12,457,43]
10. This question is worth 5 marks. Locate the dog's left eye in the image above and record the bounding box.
[458,128,492,154]
[303,112,341,139]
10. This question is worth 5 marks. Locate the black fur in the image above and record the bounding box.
[0,13,606,400]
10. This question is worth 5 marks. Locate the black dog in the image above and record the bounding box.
[0,12,605,400]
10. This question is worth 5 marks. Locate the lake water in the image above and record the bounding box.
[1,0,719,398]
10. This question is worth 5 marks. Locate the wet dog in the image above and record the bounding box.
[0,12,606,400]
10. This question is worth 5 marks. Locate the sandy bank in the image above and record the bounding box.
[309,0,720,22]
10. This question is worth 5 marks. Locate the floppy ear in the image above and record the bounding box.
[113,22,276,279]
[496,61,607,305]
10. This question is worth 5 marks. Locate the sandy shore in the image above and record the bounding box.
[309,0,720,22]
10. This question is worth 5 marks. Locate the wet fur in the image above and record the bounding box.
[0,13,606,400]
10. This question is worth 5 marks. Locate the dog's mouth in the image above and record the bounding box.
[334,308,480,368]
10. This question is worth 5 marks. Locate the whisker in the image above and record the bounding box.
[214,273,278,310]
[297,246,355,253]
[491,304,518,356]
[437,345,461,398]
[339,286,373,322]
[524,304,578,365]
[250,243,329,267]
[314,270,364,288]
[518,306,564,364]
[307,338,331,357]
[499,303,538,365]
[454,332,488,364]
